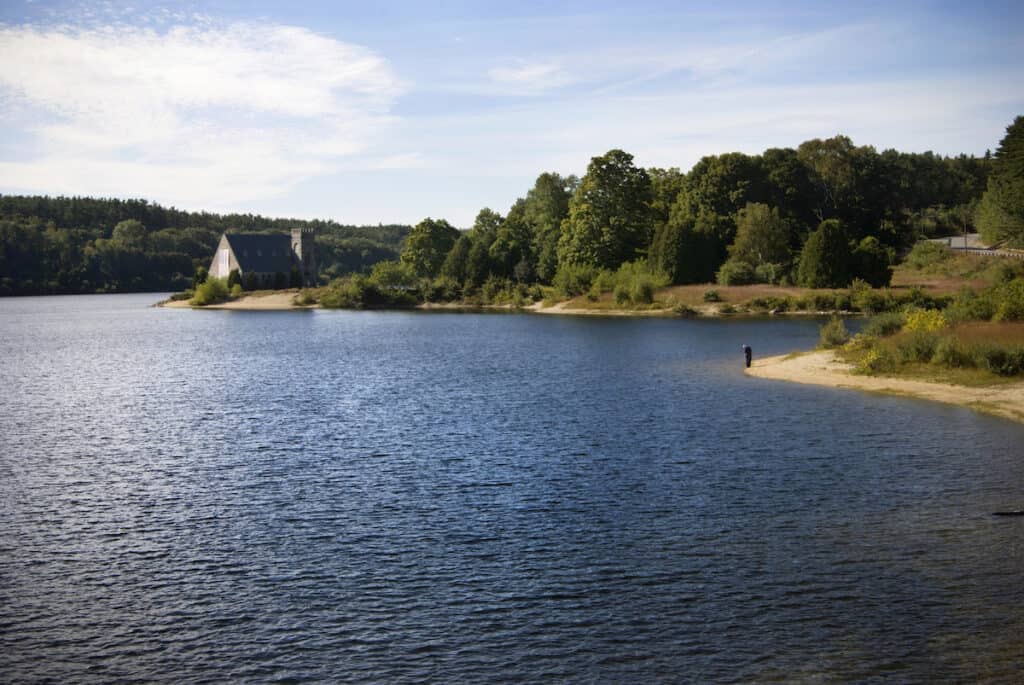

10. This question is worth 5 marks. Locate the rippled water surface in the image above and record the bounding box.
[2,294,1023,683]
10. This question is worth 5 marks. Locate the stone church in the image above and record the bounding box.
[208,228,317,288]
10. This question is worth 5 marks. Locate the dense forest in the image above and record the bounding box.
[0,195,409,295]
[4,118,1022,298]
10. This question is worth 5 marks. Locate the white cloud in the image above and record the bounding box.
[0,20,403,208]
[487,61,572,94]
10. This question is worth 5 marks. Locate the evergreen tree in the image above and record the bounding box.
[977,116,1024,247]
[797,219,853,288]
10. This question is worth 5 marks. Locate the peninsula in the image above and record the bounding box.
[747,350,1024,424]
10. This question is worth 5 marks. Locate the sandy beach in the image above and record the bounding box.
[747,350,1024,424]
[161,292,312,310]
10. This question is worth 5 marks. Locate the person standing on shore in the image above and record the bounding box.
[743,345,752,368]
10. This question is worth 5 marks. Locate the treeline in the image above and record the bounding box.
[342,132,996,307]
[0,195,409,295]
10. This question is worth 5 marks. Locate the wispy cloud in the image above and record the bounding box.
[0,19,403,209]
[487,61,572,95]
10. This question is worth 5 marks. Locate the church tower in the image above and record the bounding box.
[291,228,318,287]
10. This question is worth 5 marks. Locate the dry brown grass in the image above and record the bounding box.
[947,321,1024,345]
[659,283,827,306]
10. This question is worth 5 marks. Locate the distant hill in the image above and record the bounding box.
[0,195,410,295]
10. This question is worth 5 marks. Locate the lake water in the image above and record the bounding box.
[1,294,1022,683]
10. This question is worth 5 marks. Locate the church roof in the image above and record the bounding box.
[224,233,294,274]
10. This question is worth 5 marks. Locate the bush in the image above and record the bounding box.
[932,337,975,369]
[191,277,229,306]
[553,263,599,297]
[227,268,242,290]
[975,345,1024,376]
[632,279,654,304]
[424,277,460,302]
[819,316,850,348]
[613,283,631,305]
[716,258,756,286]
[294,289,318,306]
[904,241,953,270]
[848,278,894,313]
[904,309,947,333]
[992,279,1024,322]
[944,288,995,324]
[230,283,243,298]
[897,331,939,363]
[748,296,791,312]
[862,311,905,338]
[856,345,897,374]
[753,262,787,285]
[703,289,721,302]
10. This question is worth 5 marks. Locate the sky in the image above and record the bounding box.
[0,1,1021,227]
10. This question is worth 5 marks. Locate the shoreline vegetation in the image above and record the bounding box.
[747,350,1024,425]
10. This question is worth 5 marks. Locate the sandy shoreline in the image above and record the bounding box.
[747,350,1024,424]
[160,292,314,310]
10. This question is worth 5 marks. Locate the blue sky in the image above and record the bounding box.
[0,1,1021,227]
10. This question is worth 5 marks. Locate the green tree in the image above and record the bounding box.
[727,203,792,272]
[400,217,460,277]
[852,236,893,287]
[490,200,533,278]
[649,195,724,284]
[685,152,766,219]
[797,136,858,221]
[440,234,473,283]
[977,116,1024,247]
[797,219,853,288]
[558,149,653,270]
[524,172,575,283]
[111,219,148,249]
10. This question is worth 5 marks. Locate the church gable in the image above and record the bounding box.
[208,230,317,287]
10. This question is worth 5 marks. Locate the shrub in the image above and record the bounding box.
[191,277,229,306]
[227,268,242,290]
[230,283,243,298]
[904,241,952,270]
[848,278,893,313]
[703,289,721,302]
[553,263,599,297]
[897,331,939,363]
[672,303,698,317]
[169,290,193,301]
[862,311,905,338]
[716,258,756,286]
[754,262,787,285]
[294,289,318,306]
[819,316,850,348]
[632,279,654,304]
[904,309,947,333]
[613,283,631,305]
[932,337,975,369]
[192,265,209,288]
[424,277,460,302]
[974,345,1024,376]
[945,288,996,324]
[992,279,1024,322]
[856,345,897,374]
